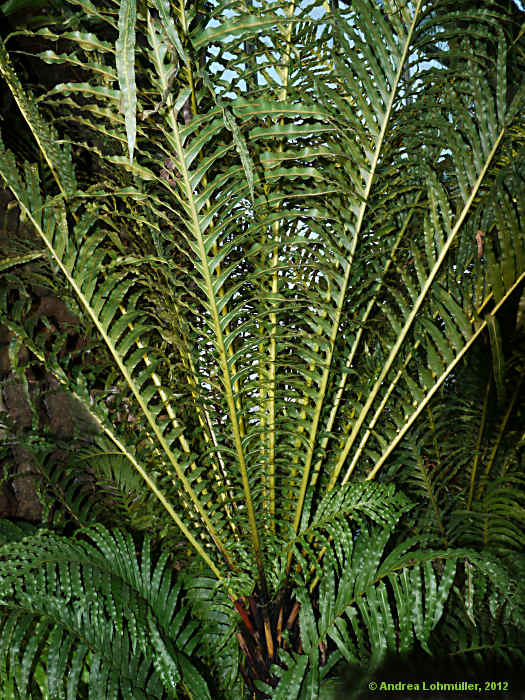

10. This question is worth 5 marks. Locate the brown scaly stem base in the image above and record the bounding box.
[234,589,303,698]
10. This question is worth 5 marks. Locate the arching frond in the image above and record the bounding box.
[0,524,210,699]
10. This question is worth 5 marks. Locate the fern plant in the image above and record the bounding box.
[0,0,524,696]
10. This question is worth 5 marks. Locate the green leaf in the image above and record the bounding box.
[0,39,76,197]
[151,0,189,66]
[192,14,286,50]
[0,251,45,272]
[116,0,137,164]
[268,652,309,700]
[486,313,505,405]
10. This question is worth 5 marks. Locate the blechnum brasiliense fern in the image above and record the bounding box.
[0,0,524,696]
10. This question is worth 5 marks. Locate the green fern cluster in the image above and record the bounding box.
[0,0,524,696]
[0,522,209,698]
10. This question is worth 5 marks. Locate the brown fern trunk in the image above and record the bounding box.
[234,589,302,698]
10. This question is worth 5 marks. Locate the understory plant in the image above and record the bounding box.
[0,0,524,697]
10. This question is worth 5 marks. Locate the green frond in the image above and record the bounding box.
[0,251,45,272]
[290,487,457,664]
[435,553,525,670]
[184,573,241,694]
[0,136,234,577]
[0,524,209,699]
[394,320,525,555]
[116,0,137,163]
[0,38,76,198]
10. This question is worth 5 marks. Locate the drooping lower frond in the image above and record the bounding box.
[0,523,210,699]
